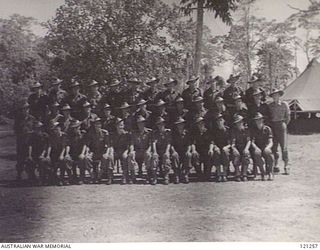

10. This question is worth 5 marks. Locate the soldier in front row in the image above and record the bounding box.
[131,115,153,180]
[14,103,35,180]
[171,117,192,184]
[152,117,173,185]
[85,117,113,184]
[231,115,251,182]
[250,113,274,181]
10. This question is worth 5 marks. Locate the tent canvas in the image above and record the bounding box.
[283,58,320,112]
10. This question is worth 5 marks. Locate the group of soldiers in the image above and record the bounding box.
[14,73,291,186]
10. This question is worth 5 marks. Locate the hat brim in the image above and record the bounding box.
[164,80,178,86]
[146,79,160,85]
[186,77,199,84]
[269,90,284,97]
[253,116,264,121]
[233,118,244,124]
[174,121,186,125]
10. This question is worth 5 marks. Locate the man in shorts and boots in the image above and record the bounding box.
[14,102,35,181]
[110,118,134,184]
[191,117,218,181]
[26,121,49,185]
[68,120,90,184]
[48,122,72,185]
[131,115,154,181]
[231,115,251,182]
[171,117,192,184]
[212,114,231,182]
[85,117,112,184]
[250,113,274,181]
[152,117,173,185]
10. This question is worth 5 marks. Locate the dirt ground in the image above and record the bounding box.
[0,126,319,242]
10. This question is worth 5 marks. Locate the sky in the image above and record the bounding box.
[0,0,312,77]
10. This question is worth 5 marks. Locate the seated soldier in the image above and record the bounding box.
[212,114,231,182]
[250,113,274,181]
[26,121,49,185]
[14,102,35,181]
[101,103,115,134]
[58,104,73,133]
[134,99,151,121]
[171,117,192,184]
[85,117,113,184]
[149,99,169,129]
[48,122,72,186]
[131,115,154,182]
[110,118,136,184]
[191,117,219,182]
[231,95,248,122]
[68,120,91,184]
[231,115,251,182]
[79,101,98,131]
[152,117,173,185]
[117,102,134,132]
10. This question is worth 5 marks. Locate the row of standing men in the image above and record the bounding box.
[14,74,290,185]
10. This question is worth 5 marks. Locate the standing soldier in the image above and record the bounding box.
[131,116,154,180]
[250,113,274,181]
[231,115,251,182]
[28,82,50,121]
[142,77,161,112]
[14,103,35,180]
[186,96,207,131]
[182,75,202,110]
[191,117,219,181]
[171,117,192,184]
[85,117,113,184]
[79,101,98,131]
[110,118,135,184]
[63,80,87,120]
[203,75,223,110]
[48,122,72,186]
[26,121,49,184]
[247,89,271,127]
[101,79,122,116]
[87,80,102,111]
[58,104,73,133]
[45,102,63,130]
[206,96,232,129]
[223,74,243,110]
[68,120,90,184]
[230,95,248,124]
[124,78,143,109]
[244,75,266,110]
[268,88,290,175]
[158,78,179,117]
[134,99,151,121]
[169,96,188,128]
[212,114,231,182]
[117,102,134,131]
[149,99,169,129]
[48,78,67,105]
[153,117,173,185]
[101,103,115,133]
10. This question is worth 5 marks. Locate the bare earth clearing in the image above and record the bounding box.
[0,126,319,242]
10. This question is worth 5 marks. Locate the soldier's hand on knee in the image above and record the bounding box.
[255,147,262,155]
[263,147,272,155]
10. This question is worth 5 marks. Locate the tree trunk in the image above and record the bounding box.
[194,0,204,75]
[244,1,251,89]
